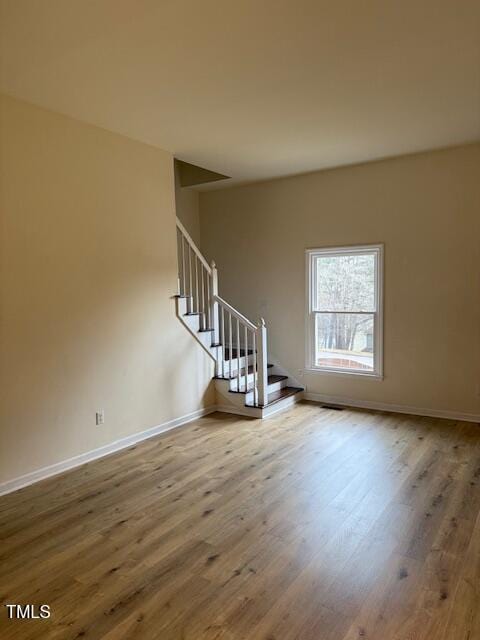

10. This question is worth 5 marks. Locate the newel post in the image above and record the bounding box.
[256,318,268,407]
[210,261,219,345]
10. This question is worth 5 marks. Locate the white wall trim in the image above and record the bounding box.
[0,406,217,497]
[6,392,472,498]
[215,404,259,418]
[303,392,480,424]
[262,392,303,418]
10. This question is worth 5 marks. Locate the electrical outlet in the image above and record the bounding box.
[96,410,105,426]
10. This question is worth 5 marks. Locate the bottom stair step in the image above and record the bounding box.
[228,374,287,395]
[246,386,303,408]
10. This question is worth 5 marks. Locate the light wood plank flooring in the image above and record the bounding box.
[1,402,480,639]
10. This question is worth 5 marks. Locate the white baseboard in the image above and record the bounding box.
[215,404,259,418]
[303,392,480,424]
[0,406,217,497]
[216,392,304,419]
[8,392,470,498]
[262,392,304,418]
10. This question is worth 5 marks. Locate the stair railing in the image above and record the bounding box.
[176,217,268,407]
[176,218,212,330]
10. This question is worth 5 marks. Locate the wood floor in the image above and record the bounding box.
[1,402,480,640]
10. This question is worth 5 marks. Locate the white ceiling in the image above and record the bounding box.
[1,0,479,188]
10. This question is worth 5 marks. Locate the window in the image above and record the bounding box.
[306,245,383,377]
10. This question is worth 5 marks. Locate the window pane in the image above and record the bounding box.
[315,312,374,371]
[315,253,376,312]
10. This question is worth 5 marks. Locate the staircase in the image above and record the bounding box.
[175,218,303,418]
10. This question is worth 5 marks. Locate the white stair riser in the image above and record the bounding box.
[229,377,286,396]
[181,312,214,350]
[264,379,285,394]
[215,379,303,417]
[228,369,259,391]
[242,379,287,404]
[224,366,287,394]
[198,330,214,349]
[175,298,219,362]
[182,313,200,333]
[261,393,301,417]
[220,355,254,378]
[177,299,253,370]
[215,377,287,405]
[176,296,190,316]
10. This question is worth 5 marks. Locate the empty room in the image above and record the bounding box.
[1,1,480,638]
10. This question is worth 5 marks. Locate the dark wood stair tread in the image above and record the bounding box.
[228,374,288,395]
[214,363,273,381]
[223,347,254,361]
[267,374,288,384]
[245,386,303,408]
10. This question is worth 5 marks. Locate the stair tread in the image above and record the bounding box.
[214,363,273,381]
[228,374,288,395]
[245,386,303,408]
[267,374,288,384]
[224,347,254,361]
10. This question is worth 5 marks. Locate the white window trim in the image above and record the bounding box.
[305,244,384,379]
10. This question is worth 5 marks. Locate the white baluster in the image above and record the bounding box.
[221,307,225,378]
[210,261,219,344]
[256,318,268,407]
[176,229,181,294]
[252,330,257,405]
[181,235,186,296]
[188,244,192,313]
[244,325,248,392]
[195,255,199,314]
[236,318,241,392]
[206,272,211,329]
[201,265,205,330]
[229,312,233,378]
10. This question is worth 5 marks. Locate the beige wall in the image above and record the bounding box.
[200,144,480,419]
[0,94,215,486]
[174,162,201,246]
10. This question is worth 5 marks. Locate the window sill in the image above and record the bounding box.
[304,367,384,381]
